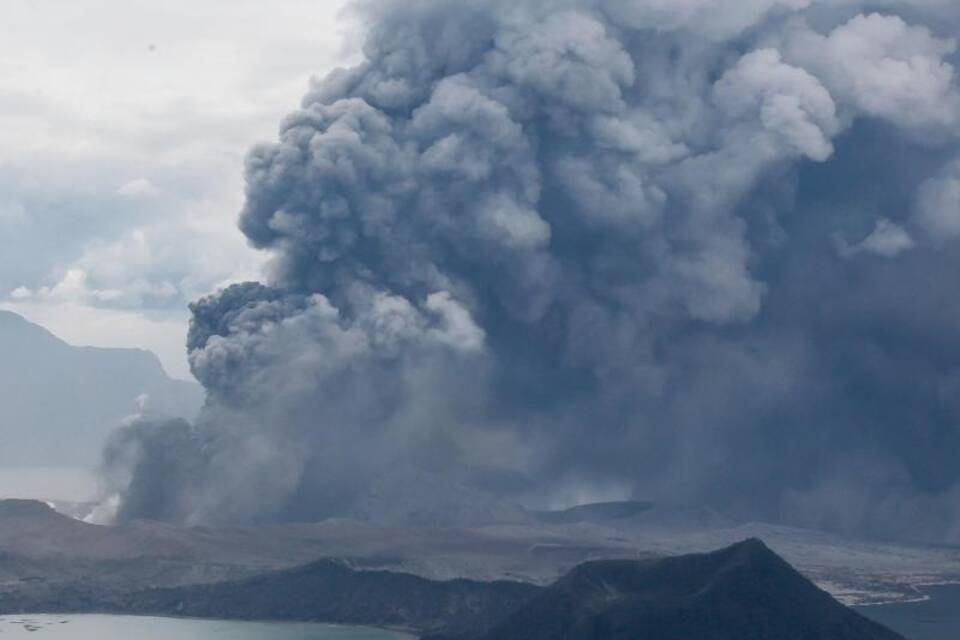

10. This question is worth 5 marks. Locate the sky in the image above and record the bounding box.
[0,0,352,379]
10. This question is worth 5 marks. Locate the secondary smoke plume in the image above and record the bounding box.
[103,0,960,541]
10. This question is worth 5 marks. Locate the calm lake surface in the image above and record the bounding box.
[856,584,960,640]
[0,614,414,639]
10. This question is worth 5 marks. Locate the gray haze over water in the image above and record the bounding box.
[0,615,410,640]
[102,0,960,542]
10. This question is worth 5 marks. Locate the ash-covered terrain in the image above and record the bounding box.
[0,504,906,639]
[0,497,956,616]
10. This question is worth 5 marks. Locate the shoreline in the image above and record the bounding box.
[853,581,960,608]
[0,612,418,638]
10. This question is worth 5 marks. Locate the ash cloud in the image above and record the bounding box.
[105,0,960,542]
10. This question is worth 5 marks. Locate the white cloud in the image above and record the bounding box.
[0,0,353,376]
[914,157,960,243]
[116,178,159,198]
[715,48,839,162]
[835,218,915,258]
[782,13,960,135]
[0,200,27,225]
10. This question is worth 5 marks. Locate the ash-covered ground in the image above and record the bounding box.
[1,498,955,610]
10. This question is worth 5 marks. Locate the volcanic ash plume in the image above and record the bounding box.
[103,0,960,541]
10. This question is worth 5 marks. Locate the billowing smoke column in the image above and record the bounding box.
[104,0,960,541]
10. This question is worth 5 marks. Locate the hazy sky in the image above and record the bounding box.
[0,0,352,379]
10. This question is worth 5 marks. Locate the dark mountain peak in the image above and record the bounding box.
[709,536,790,570]
[479,539,905,640]
[718,536,785,559]
[557,538,788,598]
[727,536,769,553]
[0,499,58,518]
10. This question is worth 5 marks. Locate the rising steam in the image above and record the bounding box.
[102,0,960,542]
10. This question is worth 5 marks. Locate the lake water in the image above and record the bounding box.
[855,584,960,640]
[0,614,414,639]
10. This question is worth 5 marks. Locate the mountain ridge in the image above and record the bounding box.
[470,538,904,640]
[0,311,203,468]
[121,558,541,635]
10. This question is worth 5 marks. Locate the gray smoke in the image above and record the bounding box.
[103,0,960,541]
